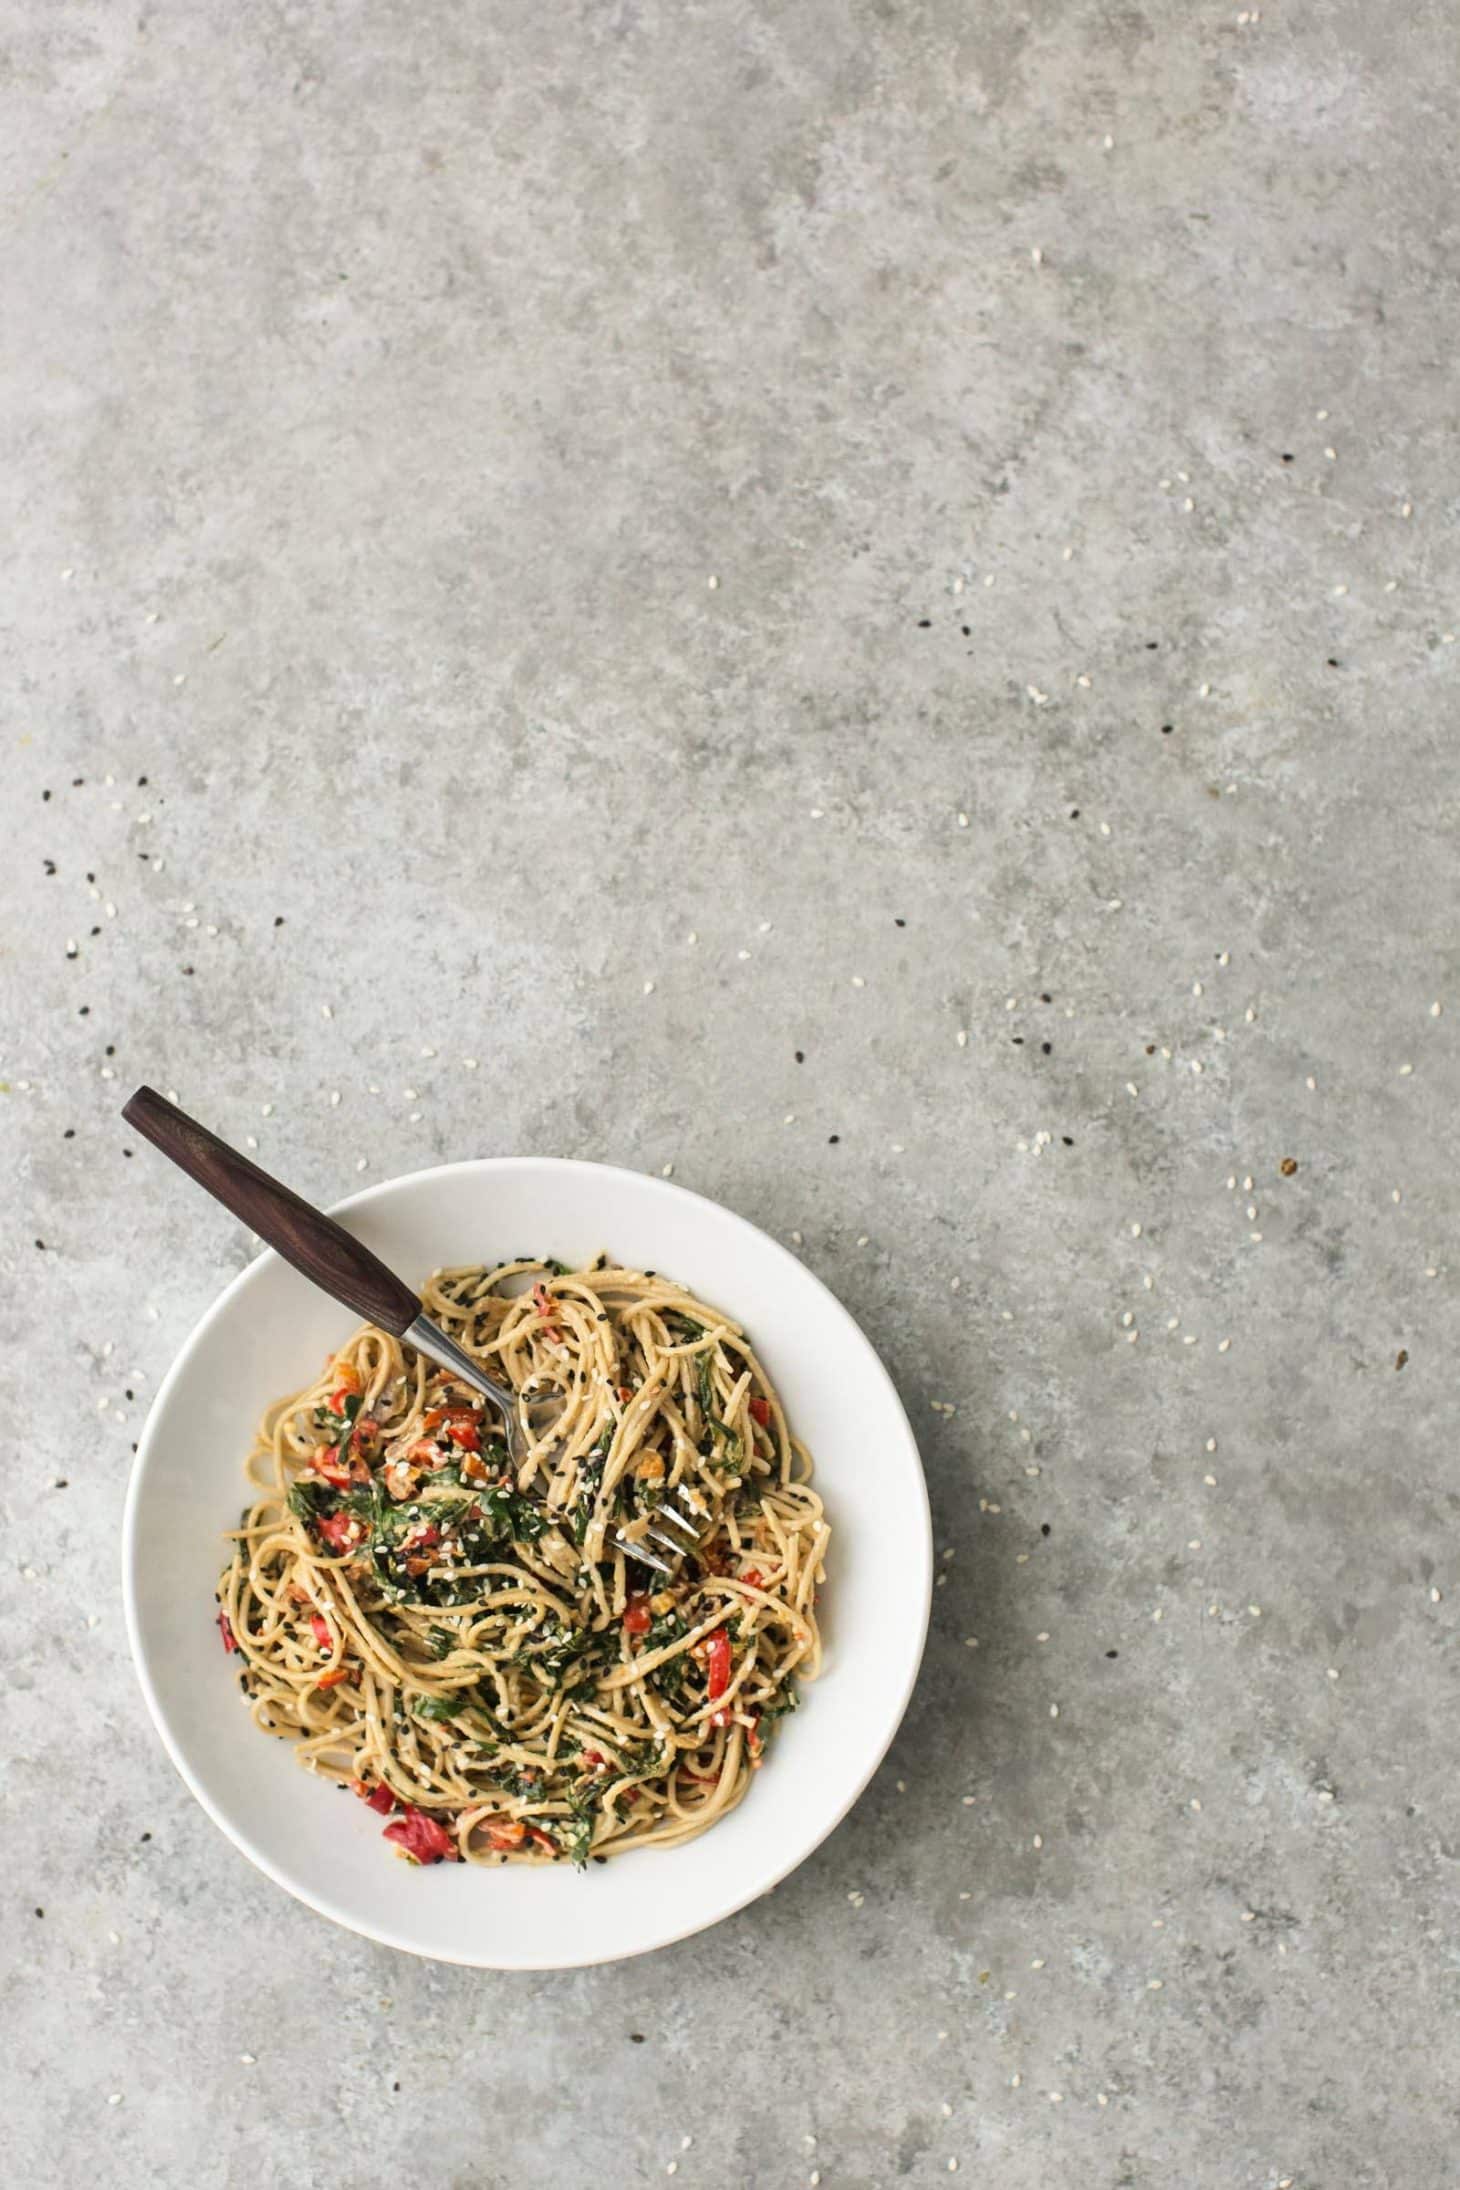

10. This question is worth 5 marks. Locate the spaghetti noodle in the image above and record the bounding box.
[216,1258,829,1866]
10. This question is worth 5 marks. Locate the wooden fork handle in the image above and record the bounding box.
[121,1084,420,1336]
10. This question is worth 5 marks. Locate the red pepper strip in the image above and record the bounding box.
[623,1595,652,1637]
[315,1666,352,1689]
[531,1282,564,1342]
[382,1807,458,1864]
[310,1614,332,1651]
[487,1819,527,1850]
[705,1626,732,1701]
[581,1750,607,1770]
[527,1826,558,1855]
[748,1396,772,1427]
[352,1778,397,1815]
[741,1568,764,1590]
[217,1611,237,1653]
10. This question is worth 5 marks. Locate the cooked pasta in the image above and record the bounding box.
[216,1258,829,1867]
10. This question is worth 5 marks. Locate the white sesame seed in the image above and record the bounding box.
[686,931,697,945]
[789,1230,803,1245]
[957,811,969,827]
[108,2093,123,2106]
[329,1090,341,1106]
[661,1163,674,1178]
[956,1029,968,1047]
[857,1234,869,1245]
[244,1134,258,1150]
[643,980,655,995]
[321,1003,333,1020]
[706,575,718,591]
[1148,1978,1164,1991]
[1130,1221,1142,1237]
[737,949,750,961]
[1399,1062,1414,1076]
[355,1157,368,1172]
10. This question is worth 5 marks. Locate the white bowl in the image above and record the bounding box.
[123,1158,931,1967]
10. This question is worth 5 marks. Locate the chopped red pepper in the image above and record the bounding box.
[315,1510,362,1553]
[352,1777,397,1815]
[623,1595,652,1637]
[423,1407,481,1453]
[310,1614,332,1651]
[581,1749,607,1770]
[527,1826,558,1855]
[705,1626,732,1701]
[217,1611,237,1653]
[741,1568,765,1590]
[315,1665,352,1689]
[382,1806,458,1864]
[748,1395,772,1427]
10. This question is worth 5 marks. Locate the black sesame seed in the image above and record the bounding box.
[140,1831,152,1841]
[1161,724,1174,734]
[34,1908,43,1918]
[137,775,148,785]
[90,925,101,936]
[54,1478,68,1488]
[894,917,906,927]
[1061,1135,1074,1146]
[43,858,56,875]
[105,1043,114,1055]
[1280,453,1293,463]
[1041,1042,1052,1055]
[794,1049,804,1062]
[1145,640,1158,650]
[917,618,932,628]
[1069,808,1080,819]
[63,1128,74,1139]
[1041,1523,1051,1537]
[629,2031,645,2042]
[274,915,285,927]
[1039,993,1051,1003]
[828,1134,840,1144]
[79,1005,89,1015]
[122,1147,132,1157]
[42,788,51,801]
[72,776,84,786]
[1106,1649,1119,1659]
[182,965,194,975]
[86,871,94,883]
[35,1239,45,1250]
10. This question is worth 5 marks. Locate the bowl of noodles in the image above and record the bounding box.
[123,1158,931,1967]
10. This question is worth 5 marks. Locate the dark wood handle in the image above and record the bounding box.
[121,1085,420,1336]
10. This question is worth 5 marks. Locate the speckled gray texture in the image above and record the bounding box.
[4,0,1459,2182]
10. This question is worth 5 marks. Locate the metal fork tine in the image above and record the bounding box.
[610,1530,673,1575]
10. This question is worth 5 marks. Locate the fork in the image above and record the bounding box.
[121,1086,705,1574]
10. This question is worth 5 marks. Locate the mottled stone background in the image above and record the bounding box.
[4,0,1458,2183]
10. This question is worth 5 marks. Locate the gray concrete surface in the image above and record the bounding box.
[4,0,1458,2182]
